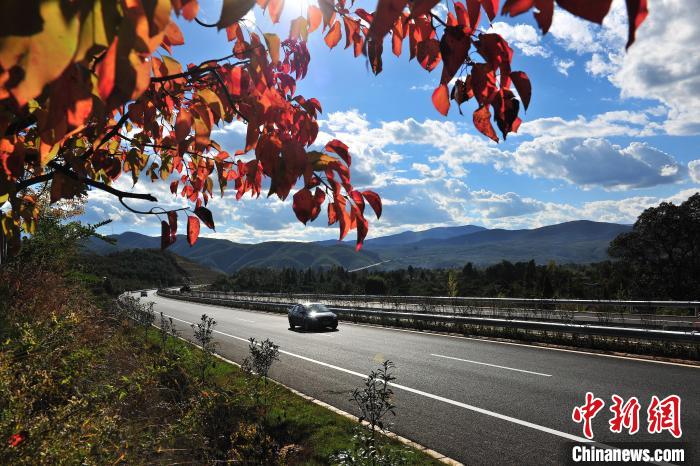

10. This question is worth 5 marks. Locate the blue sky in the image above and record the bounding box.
[82,0,700,243]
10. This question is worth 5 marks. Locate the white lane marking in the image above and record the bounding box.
[342,322,700,369]
[155,293,699,369]
[235,318,256,323]
[431,353,552,377]
[163,314,598,445]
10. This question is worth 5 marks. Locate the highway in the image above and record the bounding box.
[145,291,699,465]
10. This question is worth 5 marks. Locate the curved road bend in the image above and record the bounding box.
[145,291,699,465]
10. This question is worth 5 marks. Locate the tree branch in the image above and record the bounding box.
[47,161,158,204]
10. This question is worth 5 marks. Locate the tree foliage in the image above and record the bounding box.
[609,193,700,300]
[0,0,647,256]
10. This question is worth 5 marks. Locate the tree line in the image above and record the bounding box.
[211,193,700,301]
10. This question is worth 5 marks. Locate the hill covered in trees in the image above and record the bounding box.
[85,220,630,272]
[78,249,223,294]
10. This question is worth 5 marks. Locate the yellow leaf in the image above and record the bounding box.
[0,0,81,106]
[264,33,281,64]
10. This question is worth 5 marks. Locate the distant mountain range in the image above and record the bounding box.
[85,220,631,273]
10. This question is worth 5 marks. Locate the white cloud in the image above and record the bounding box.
[469,190,545,218]
[689,160,700,183]
[554,58,574,76]
[509,138,686,190]
[519,109,661,139]
[550,0,700,135]
[488,22,550,57]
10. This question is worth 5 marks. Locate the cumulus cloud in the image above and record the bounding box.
[689,160,700,183]
[548,0,700,135]
[488,22,550,57]
[519,109,661,139]
[554,58,575,76]
[510,138,686,190]
[469,190,545,218]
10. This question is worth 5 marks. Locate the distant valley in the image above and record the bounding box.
[85,220,631,273]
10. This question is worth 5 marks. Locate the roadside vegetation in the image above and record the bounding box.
[0,200,438,465]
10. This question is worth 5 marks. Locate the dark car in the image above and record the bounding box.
[288,303,338,331]
[140,291,148,297]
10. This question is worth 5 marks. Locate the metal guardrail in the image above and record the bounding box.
[157,290,700,344]
[172,290,700,330]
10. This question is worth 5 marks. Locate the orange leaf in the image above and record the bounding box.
[473,105,498,142]
[307,5,322,32]
[324,21,342,49]
[268,0,285,24]
[175,109,193,142]
[96,38,118,101]
[432,84,450,116]
[325,139,351,166]
[187,216,200,246]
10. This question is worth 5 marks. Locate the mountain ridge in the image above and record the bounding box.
[85,220,631,272]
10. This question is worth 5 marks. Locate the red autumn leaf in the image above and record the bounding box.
[534,0,554,34]
[293,187,314,224]
[471,63,498,106]
[367,38,384,75]
[417,39,441,72]
[327,201,338,225]
[354,210,368,251]
[161,220,172,250]
[510,70,531,110]
[324,21,342,49]
[473,105,499,142]
[96,38,118,101]
[410,0,441,18]
[625,0,648,48]
[500,0,534,17]
[325,139,351,166]
[368,0,408,40]
[432,84,450,116]
[362,190,382,219]
[557,0,613,24]
[187,216,200,246]
[175,109,193,142]
[350,190,365,214]
[479,0,499,21]
[170,180,179,194]
[194,206,215,230]
[440,26,471,84]
[168,211,178,240]
[492,89,520,139]
[307,5,322,32]
[466,0,483,30]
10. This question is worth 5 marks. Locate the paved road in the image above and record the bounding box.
[145,291,699,465]
[195,291,700,329]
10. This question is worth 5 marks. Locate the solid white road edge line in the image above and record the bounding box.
[164,314,611,447]
[430,353,553,377]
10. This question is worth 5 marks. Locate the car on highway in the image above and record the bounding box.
[140,291,148,297]
[288,303,338,331]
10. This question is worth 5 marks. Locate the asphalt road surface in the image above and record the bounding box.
[144,291,699,465]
